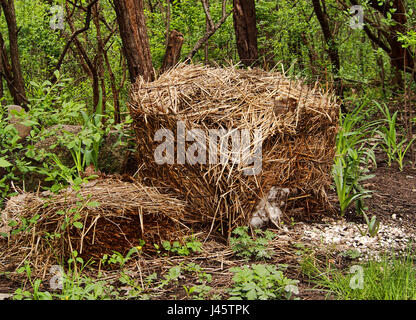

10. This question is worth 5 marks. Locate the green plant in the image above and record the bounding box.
[228,264,299,300]
[158,265,183,289]
[230,226,276,260]
[182,263,214,300]
[332,103,377,216]
[183,284,213,300]
[57,89,106,176]
[339,249,362,260]
[304,250,416,300]
[161,236,202,256]
[356,213,380,237]
[12,248,152,300]
[183,262,212,284]
[101,246,141,268]
[13,262,53,300]
[57,193,100,232]
[375,102,415,170]
[0,108,36,205]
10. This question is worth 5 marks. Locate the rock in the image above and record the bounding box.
[0,293,11,300]
[7,105,31,139]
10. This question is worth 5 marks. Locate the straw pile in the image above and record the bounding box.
[129,64,339,233]
[0,177,187,272]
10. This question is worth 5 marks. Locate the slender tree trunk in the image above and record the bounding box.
[113,0,154,83]
[312,0,343,98]
[0,54,4,105]
[0,71,4,105]
[93,2,107,113]
[204,0,211,64]
[0,0,27,107]
[165,0,171,46]
[232,0,258,67]
[160,30,184,74]
[103,50,124,124]
[185,0,232,61]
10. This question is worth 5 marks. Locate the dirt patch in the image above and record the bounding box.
[364,163,416,233]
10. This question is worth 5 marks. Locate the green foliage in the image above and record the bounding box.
[182,263,214,299]
[0,108,36,205]
[228,264,299,300]
[375,102,415,171]
[304,251,416,300]
[356,214,380,238]
[13,248,153,300]
[13,261,53,300]
[339,249,362,260]
[229,226,276,260]
[161,236,203,256]
[332,102,378,216]
[58,102,105,175]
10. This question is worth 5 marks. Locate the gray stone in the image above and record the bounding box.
[7,105,31,139]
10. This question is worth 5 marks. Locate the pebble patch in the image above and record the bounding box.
[294,219,416,259]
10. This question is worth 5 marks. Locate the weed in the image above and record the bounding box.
[356,213,380,237]
[303,250,416,300]
[332,102,378,216]
[228,264,299,300]
[161,237,202,256]
[375,101,415,171]
[339,249,362,260]
[230,226,276,260]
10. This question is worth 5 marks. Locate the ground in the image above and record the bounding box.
[1,158,416,301]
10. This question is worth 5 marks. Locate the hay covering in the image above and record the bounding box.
[129,64,339,232]
[0,177,187,271]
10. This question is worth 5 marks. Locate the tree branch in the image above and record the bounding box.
[52,0,98,81]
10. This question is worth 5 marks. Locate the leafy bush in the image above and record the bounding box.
[230,226,276,260]
[161,237,203,256]
[228,264,299,300]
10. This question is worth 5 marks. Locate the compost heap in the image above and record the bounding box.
[0,177,187,272]
[129,63,339,234]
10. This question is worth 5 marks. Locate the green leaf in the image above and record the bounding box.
[0,157,12,168]
[87,201,100,208]
[246,288,257,300]
[73,222,83,229]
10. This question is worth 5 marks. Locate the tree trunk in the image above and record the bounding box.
[113,0,154,83]
[0,72,4,106]
[347,0,415,81]
[312,0,343,97]
[0,0,27,107]
[0,56,4,105]
[93,2,107,113]
[232,0,259,67]
[160,30,184,74]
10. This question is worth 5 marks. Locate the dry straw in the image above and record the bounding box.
[0,177,187,274]
[129,63,339,235]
